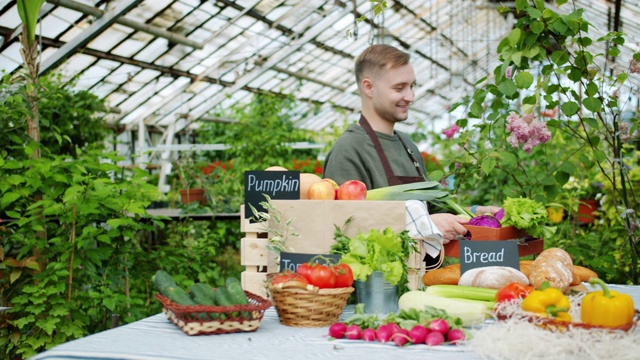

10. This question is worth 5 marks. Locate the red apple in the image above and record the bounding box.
[337,180,367,200]
[322,178,339,199]
[308,180,336,200]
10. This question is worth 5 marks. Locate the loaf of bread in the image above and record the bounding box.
[458,266,530,289]
[528,248,573,293]
[422,264,460,286]
[573,265,599,283]
[519,260,533,278]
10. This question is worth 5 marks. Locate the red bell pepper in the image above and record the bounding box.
[496,282,534,303]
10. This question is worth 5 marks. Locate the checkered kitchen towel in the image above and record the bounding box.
[405,200,443,258]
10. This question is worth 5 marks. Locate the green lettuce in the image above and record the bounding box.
[500,197,556,239]
[339,228,416,288]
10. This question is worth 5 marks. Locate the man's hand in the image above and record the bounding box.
[474,205,502,216]
[431,213,469,244]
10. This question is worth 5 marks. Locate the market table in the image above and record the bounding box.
[31,284,640,360]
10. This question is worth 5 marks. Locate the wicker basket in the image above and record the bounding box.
[155,291,271,336]
[268,285,354,327]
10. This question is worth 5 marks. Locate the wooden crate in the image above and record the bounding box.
[239,201,427,294]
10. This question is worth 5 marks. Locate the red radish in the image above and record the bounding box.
[362,328,377,342]
[425,331,445,346]
[328,322,347,339]
[429,318,450,335]
[386,322,401,335]
[392,328,410,347]
[345,324,362,340]
[408,325,429,344]
[447,329,466,344]
[376,324,393,343]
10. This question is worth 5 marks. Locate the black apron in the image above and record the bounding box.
[358,115,424,186]
[359,115,442,268]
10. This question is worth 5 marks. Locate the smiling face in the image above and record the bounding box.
[355,45,416,130]
[369,64,415,123]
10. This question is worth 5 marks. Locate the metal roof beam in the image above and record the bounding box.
[39,0,141,76]
[46,0,203,49]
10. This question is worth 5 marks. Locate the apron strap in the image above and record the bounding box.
[359,115,396,183]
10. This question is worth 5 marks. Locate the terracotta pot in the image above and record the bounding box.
[179,188,207,205]
[578,199,598,224]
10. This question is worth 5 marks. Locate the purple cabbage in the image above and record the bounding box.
[468,214,501,228]
[494,208,505,221]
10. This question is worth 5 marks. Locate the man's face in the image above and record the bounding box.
[369,64,416,123]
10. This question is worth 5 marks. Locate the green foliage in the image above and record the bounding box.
[1,74,111,158]
[433,0,639,284]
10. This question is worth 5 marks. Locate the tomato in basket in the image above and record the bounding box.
[270,270,309,286]
[296,263,314,283]
[332,263,354,288]
[308,264,336,289]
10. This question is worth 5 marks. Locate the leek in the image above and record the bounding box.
[365,181,474,218]
[398,292,488,326]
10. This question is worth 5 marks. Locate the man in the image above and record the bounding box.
[323,44,498,243]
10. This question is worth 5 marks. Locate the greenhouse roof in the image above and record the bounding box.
[1,0,639,154]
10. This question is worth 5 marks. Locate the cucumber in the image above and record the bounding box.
[190,283,217,306]
[164,285,197,306]
[152,270,177,294]
[215,286,238,318]
[225,277,249,305]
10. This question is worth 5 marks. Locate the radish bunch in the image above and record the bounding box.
[328,318,466,347]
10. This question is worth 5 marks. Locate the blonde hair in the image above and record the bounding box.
[355,45,411,87]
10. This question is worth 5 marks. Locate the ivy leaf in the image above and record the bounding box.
[469,102,484,118]
[583,97,602,113]
[515,71,534,89]
[561,101,580,116]
[507,28,522,46]
[481,157,497,175]
[10,269,22,284]
[498,79,518,97]
[530,21,544,34]
[555,171,571,185]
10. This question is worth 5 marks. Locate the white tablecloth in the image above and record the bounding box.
[30,284,640,360]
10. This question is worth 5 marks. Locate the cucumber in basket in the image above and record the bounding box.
[190,283,218,306]
[225,277,249,305]
[153,270,196,306]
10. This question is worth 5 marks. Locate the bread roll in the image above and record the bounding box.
[573,265,598,283]
[422,264,460,286]
[528,248,573,293]
[519,260,533,278]
[458,266,529,289]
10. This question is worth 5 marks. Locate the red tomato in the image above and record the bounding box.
[270,270,309,286]
[332,263,354,288]
[296,263,314,283]
[308,264,336,289]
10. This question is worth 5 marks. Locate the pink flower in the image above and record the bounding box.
[505,112,552,152]
[505,66,513,79]
[442,124,461,139]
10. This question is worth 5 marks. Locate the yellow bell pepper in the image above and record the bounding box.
[521,282,571,321]
[581,277,635,327]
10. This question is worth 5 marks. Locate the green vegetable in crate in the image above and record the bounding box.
[152,269,196,306]
[215,286,239,318]
[190,283,218,306]
[225,277,249,305]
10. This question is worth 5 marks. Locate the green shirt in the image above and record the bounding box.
[322,124,427,190]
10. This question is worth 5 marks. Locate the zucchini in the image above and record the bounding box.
[215,286,238,318]
[190,283,217,306]
[225,277,249,305]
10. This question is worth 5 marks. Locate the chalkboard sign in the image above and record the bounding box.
[244,170,300,220]
[279,252,342,272]
[459,240,520,275]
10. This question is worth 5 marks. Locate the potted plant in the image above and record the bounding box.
[174,157,211,205]
[330,227,416,313]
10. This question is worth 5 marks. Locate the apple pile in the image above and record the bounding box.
[307,178,367,200]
